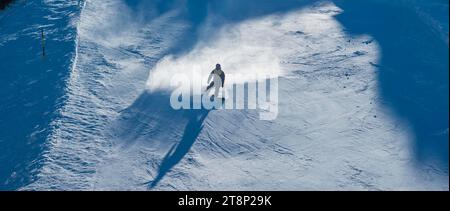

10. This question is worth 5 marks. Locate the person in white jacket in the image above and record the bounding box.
[206,63,225,99]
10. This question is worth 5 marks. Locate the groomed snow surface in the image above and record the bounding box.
[17,0,449,190]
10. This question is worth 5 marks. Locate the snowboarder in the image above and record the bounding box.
[206,63,225,99]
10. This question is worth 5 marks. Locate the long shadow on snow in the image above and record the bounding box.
[147,108,210,189]
[111,91,210,189]
[334,0,449,171]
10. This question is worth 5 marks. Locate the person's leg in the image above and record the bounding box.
[214,84,220,98]
[221,74,225,88]
[214,76,222,97]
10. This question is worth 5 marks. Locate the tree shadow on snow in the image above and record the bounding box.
[334,0,449,171]
[123,0,312,56]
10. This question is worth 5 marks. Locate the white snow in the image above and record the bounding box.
[24,0,448,190]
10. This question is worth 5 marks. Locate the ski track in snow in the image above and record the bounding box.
[24,0,448,190]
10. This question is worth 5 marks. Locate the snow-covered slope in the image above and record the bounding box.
[1,0,447,190]
[0,0,81,190]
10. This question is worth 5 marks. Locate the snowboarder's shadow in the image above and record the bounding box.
[111,92,211,188]
[147,108,210,189]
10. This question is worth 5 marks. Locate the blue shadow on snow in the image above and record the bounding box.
[334,0,449,171]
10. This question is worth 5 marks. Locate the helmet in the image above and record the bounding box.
[216,63,221,69]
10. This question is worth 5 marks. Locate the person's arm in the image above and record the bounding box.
[207,70,214,83]
[205,70,215,91]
